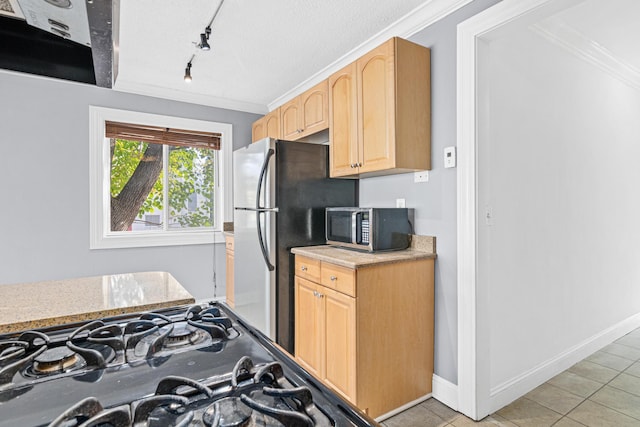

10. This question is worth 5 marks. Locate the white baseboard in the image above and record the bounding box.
[432,374,459,411]
[489,311,640,413]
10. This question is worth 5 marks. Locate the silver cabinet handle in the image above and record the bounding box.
[318,293,324,298]
[313,291,318,297]
[330,276,337,281]
[357,162,362,167]
[301,266,307,271]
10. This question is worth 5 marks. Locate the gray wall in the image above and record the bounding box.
[359,0,500,385]
[0,70,260,300]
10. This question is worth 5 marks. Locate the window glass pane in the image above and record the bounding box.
[110,139,164,232]
[167,146,215,229]
[140,214,162,230]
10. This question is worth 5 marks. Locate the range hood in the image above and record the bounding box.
[17,0,92,46]
[0,0,115,88]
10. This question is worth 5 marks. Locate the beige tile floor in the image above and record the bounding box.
[382,327,640,426]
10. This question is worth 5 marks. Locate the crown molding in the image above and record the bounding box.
[531,16,640,92]
[267,0,474,111]
[113,78,268,115]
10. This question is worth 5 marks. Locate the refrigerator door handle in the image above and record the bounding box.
[256,147,276,272]
[256,148,276,210]
[257,210,275,271]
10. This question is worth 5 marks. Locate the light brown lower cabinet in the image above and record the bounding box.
[294,255,434,418]
[225,235,234,308]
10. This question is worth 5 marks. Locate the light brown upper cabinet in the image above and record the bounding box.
[329,37,431,178]
[281,80,329,140]
[251,107,281,143]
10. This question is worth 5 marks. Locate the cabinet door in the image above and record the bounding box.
[299,80,329,138]
[356,39,396,173]
[225,249,234,308]
[329,63,358,177]
[251,117,266,143]
[295,277,324,378]
[265,108,281,139]
[322,286,356,402]
[280,99,301,140]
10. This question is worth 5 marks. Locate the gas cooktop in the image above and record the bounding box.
[0,303,377,427]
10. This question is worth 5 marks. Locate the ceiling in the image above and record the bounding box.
[3,1,638,114]
[0,0,466,113]
[114,0,437,114]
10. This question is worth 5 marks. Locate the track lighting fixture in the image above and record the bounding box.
[182,0,225,82]
[200,27,211,51]
[184,55,194,83]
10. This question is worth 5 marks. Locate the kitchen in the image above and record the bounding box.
[2,0,640,426]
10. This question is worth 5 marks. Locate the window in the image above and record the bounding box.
[90,107,232,249]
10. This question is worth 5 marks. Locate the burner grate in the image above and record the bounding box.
[49,357,332,427]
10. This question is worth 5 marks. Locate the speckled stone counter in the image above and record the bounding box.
[291,235,436,269]
[0,271,195,334]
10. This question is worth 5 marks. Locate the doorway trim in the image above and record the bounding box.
[456,0,559,419]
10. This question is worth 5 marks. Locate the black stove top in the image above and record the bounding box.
[0,303,377,427]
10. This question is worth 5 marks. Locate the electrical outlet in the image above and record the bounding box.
[414,171,429,183]
[396,198,406,208]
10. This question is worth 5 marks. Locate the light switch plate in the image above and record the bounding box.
[396,198,406,208]
[444,146,456,168]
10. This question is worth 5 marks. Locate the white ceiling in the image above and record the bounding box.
[114,0,460,114]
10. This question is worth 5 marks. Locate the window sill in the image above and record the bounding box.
[90,230,225,250]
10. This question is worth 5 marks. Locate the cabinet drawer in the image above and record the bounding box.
[225,236,234,251]
[295,256,321,282]
[321,262,355,297]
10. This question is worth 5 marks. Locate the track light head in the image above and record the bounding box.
[199,33,210,51]
[184,62,192,83]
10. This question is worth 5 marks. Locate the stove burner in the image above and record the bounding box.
[32,347,80,374]
[165,326,199,348]
[203,397,253,427]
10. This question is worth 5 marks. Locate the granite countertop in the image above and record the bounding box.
[0,271,195,334]
[291,235,437,269]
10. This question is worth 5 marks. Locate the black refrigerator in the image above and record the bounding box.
[233,138,358,353]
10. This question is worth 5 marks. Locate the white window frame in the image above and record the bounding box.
[89,106,233,249]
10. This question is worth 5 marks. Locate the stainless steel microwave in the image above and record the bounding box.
[325,207,412,252]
